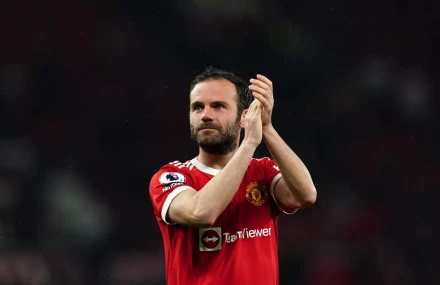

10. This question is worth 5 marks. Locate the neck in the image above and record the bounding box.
[197,147,238,169]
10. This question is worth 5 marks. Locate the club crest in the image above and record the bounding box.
[245,182,268,206]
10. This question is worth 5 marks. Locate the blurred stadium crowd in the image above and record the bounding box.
[0,0,438,284]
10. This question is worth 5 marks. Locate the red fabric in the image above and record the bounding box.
[149,157,295,285]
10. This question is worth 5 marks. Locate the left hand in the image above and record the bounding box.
[249,74,274,129]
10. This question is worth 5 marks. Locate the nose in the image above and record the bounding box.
[201,107,214,121]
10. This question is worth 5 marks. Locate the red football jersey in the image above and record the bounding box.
[149,157,297,285]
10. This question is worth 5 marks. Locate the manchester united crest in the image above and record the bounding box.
[245,182,268,206]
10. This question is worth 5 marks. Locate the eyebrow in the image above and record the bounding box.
[190,100,230,109]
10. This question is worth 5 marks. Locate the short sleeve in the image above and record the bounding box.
[263,158,298,215]
[149,166,194,225]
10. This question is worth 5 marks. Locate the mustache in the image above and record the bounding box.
[197,123,220,131]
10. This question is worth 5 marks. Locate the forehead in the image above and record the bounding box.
[190,79,237,104]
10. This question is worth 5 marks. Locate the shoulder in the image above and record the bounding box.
[149,159,197,195]
[150,159,196,183]
[250,157,273,167]
[250,157,280,173]
[252,157,272,163]
[155,159,198,174]
[165,160,198,172]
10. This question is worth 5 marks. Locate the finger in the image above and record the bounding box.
[251,92,270,110]
[249,85,271,100]
[256,74,273,91]
[250,98,259,109]
[249,79,270,91]
[251,100,262,115]
[257,101,264,111]
[248,99,256,109]
[247,99,259,115]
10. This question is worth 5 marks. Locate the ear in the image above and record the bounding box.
[240,109,248,128]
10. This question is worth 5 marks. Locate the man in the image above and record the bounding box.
[149,66,316,284]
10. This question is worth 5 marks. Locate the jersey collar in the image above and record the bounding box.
[190,158,221,176]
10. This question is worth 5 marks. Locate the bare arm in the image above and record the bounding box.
[263,126,316,209]
[168,143,257,227]
[168,99,263,228]
[249,74,316,209]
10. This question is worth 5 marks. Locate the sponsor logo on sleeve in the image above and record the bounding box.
[162,182,184,192]
[245,182,268,206]
[159,172,186,185]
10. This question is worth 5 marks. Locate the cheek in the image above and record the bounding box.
[189,115,197,125]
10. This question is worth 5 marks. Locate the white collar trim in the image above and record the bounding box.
[190,158,221,176]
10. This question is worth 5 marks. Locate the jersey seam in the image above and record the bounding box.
[161,185,193,224]
[269,174,298,215]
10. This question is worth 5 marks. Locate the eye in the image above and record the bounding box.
[214,104,224,109]
[193,104,203,111]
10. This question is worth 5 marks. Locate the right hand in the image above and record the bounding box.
[242,99,263,147]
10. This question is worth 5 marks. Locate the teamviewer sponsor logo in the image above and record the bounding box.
[199,227,222,251]
[223,227,271,243]
[199,227,272,251]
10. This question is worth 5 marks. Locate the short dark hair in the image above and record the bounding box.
[190,66,253,116]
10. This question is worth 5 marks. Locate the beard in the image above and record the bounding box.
[190,117,241,155]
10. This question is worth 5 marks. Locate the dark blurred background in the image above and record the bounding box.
[0,0,438,284]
